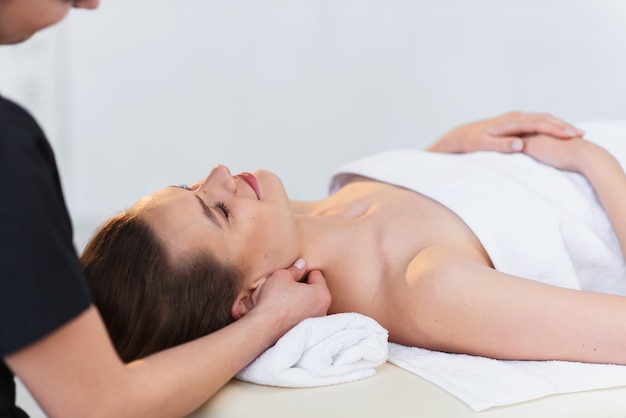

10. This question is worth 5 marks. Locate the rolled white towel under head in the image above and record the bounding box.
[236,312,388,388]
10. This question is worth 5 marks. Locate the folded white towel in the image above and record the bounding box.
[388,343,626,412]
[236,313,388,387]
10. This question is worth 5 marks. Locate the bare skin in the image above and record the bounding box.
[293,127,626,364]
[289,169,626,364]
[7,264,330,418]
[290,177,494,329]
[141,112,626,365]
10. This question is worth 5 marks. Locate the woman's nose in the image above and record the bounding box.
[200,165,237,194]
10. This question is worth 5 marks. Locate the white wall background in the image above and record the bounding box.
[2,1,626,416]
[2,0,626,250]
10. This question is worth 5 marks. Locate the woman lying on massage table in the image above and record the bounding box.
[81,111,626,366]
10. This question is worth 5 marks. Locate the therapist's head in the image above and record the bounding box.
[0,0,100,45]
[81,211,244,362]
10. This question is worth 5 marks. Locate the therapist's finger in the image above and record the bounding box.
[252,258,307,305]
[305,270,327,286]
[302,270,332,315]
[284,258,307,282]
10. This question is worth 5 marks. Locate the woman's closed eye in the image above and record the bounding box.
[172,183,229,220]
[216,202,231,219]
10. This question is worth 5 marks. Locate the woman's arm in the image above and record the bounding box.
[6,265,330,418]
[394,247,626,364]
[428,111,583,153]
[522,135,626,261]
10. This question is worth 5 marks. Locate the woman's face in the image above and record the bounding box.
[134,165,301,285]
[0,0,100,45]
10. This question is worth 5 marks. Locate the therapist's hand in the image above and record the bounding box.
[428,111,584,154]
[251,259,331,338]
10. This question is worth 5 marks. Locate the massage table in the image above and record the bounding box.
[189,362,626,417]
[188,120,626,418]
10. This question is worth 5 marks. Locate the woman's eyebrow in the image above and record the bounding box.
[194,195,221,228]
[168,185,221,228]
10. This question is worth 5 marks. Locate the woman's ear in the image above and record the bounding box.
[231,289,255,320]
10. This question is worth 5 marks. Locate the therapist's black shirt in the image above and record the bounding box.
[0,96,91,417]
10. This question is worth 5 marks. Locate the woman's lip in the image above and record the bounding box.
[237,172,260,199]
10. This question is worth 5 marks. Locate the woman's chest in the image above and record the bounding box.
[341,181,490,266]
[325,181,493,316]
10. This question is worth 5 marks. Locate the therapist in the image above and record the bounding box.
[0,1,331,417]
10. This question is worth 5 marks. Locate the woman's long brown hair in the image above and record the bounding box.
[80,212,243,362]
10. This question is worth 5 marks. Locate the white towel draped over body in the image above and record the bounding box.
[326,124,626,411]
[330,147,626,295]
[236,123,626,410]
[236,313,388,387]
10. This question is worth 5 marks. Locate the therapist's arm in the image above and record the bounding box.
[5,264,330,418]
[428,111,584,154]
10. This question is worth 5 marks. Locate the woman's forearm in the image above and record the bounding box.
[578,146,626,261]
[520,136,626,261]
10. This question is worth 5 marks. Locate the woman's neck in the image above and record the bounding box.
[290,190,393,317]
[290,195,383,278]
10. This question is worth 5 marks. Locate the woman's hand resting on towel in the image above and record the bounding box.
[428,111,584,154]
[251,259,332,338]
